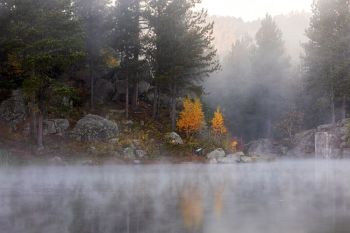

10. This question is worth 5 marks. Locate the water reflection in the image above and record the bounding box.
[1,161,350,233]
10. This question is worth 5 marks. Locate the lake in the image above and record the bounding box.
[1,160,350,233]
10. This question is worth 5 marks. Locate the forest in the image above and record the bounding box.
[1,0,350,154]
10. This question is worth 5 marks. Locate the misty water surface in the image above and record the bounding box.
[1,160,350,233]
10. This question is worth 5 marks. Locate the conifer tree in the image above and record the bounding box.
[3,0,85,148]
[145,0,219,128]
[303,0,350,125]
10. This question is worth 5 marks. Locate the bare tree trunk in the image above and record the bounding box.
[132,80,139,109]
[331,88,336,125]
[171,96,176,131]
[152,87,158,119]
[341,95,346,120]
[37,110,44,150]
[170,86,177,131]
[30,95,37,141]
[89,60,94,110]
[126,77,129,119]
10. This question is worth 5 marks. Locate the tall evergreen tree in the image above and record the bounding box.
[303,0,350,126]
[3,0,85,148]
[145,0,219,129]
[73,0,112,109]
[113,0,143,118]
[252,14,290,138]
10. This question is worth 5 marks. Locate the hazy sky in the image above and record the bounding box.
[199,0,313,21]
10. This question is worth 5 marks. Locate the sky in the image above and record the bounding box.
[199,0,313,21]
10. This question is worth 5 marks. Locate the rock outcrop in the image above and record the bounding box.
[247,139,282,159]
[70,114,119,142]
[247,118,350,159]
[217,152,243,164]
[43,119,69,136]
[165,132,184,145]
[0,90,26,129]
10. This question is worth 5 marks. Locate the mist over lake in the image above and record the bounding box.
[1,161,350,233]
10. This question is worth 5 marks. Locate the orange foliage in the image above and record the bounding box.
[231,140,238,153]
[211,107,228,136]
[177,98,205,137]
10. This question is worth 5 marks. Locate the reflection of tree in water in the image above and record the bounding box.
[179,185,203,232]
[214,186,224,218]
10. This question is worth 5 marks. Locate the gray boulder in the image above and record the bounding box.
[70,114,119,142]
[208,158,218,164]
[288,129,316,157]
[138,81,151,94]
[135,150,146,158]
[123,147,136,159]
[0,90,26,129]
[217,152,243,164]
[241,156,253,163]
[165,132,184,145]
[206,148,226,160]
[43,119,69,136]
[248,139,281,158]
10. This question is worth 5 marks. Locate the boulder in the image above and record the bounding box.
[288,129,316,157]
[135,150,146,158]
[43,119,69,136]
[165,132,184,145]
[49,156,66,166]
[317,124,334,132]
[217,152,243,164]
[0,90,26,129]
[247,139,281,158]
[138,81,151,94]
[123,147,136,159]
[70,114,119,142]
[208,158,218,164]
[241,156,253,163]
[206,148,226,160]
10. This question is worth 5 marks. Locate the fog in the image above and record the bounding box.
[1,161,350,233]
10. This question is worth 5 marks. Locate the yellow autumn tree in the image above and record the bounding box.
[211,107,228,136]
[177,98,205,138]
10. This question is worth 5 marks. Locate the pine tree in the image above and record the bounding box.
[145,0,219,128]
[303,0,350,126]
[73,0,112,109]
[113,0,142,118]
[177,98,205,138]
[252,14,290,138]
[4,0,85,148]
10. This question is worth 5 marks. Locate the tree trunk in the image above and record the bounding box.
[30,95,37,140]
[171,96,176,131]
[170,86,177,131]
[341,95,346,120]
[132,80,139,109]
[37,110,44,150]
[126,77,129,119]
[89,60,94,110]
[331,88,336,125]
[152,87,158,119]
